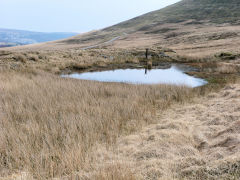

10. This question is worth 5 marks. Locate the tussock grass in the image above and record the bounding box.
[0,71,194,179]
[91,163,138,180]
[13,54,27,63]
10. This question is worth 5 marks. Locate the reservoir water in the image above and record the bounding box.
[62,65,207,87]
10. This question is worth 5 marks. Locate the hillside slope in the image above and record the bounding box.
[3,0,240,58]
[61,0,240,46]
[105,0,240,32]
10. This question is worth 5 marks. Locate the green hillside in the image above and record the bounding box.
[105,0,240,32]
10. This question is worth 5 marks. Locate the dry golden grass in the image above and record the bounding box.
[0,70,195,179]
[84,83,240,180]
[110,23,240,59]
[0,48,142,74]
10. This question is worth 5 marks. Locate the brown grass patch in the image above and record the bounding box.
[0,70,194,179]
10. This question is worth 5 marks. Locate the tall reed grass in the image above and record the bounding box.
[0,71,194,179]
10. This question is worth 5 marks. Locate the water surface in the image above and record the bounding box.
[62,65,207,87]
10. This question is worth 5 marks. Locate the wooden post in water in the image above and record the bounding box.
[145,48,149,59]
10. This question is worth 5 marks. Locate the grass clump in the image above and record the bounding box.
[28,54,39,61]
[0,50,12,56]
[13,54,27,63]
[217,52,238,60]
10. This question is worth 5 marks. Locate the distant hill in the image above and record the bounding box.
[0,28,78,47]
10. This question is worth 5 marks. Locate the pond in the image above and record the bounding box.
[62,64,208,88]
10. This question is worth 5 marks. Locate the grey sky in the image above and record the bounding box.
[0,0,180,33]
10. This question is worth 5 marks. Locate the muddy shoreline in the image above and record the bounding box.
[60,61,201,75]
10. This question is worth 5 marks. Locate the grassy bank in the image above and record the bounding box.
[0,47,239,179]
[1,48,240,75]
[0,70,198,179]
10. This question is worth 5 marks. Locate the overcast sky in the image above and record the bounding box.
[0,0,180,33]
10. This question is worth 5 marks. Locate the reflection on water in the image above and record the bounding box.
[62,65,208,88]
